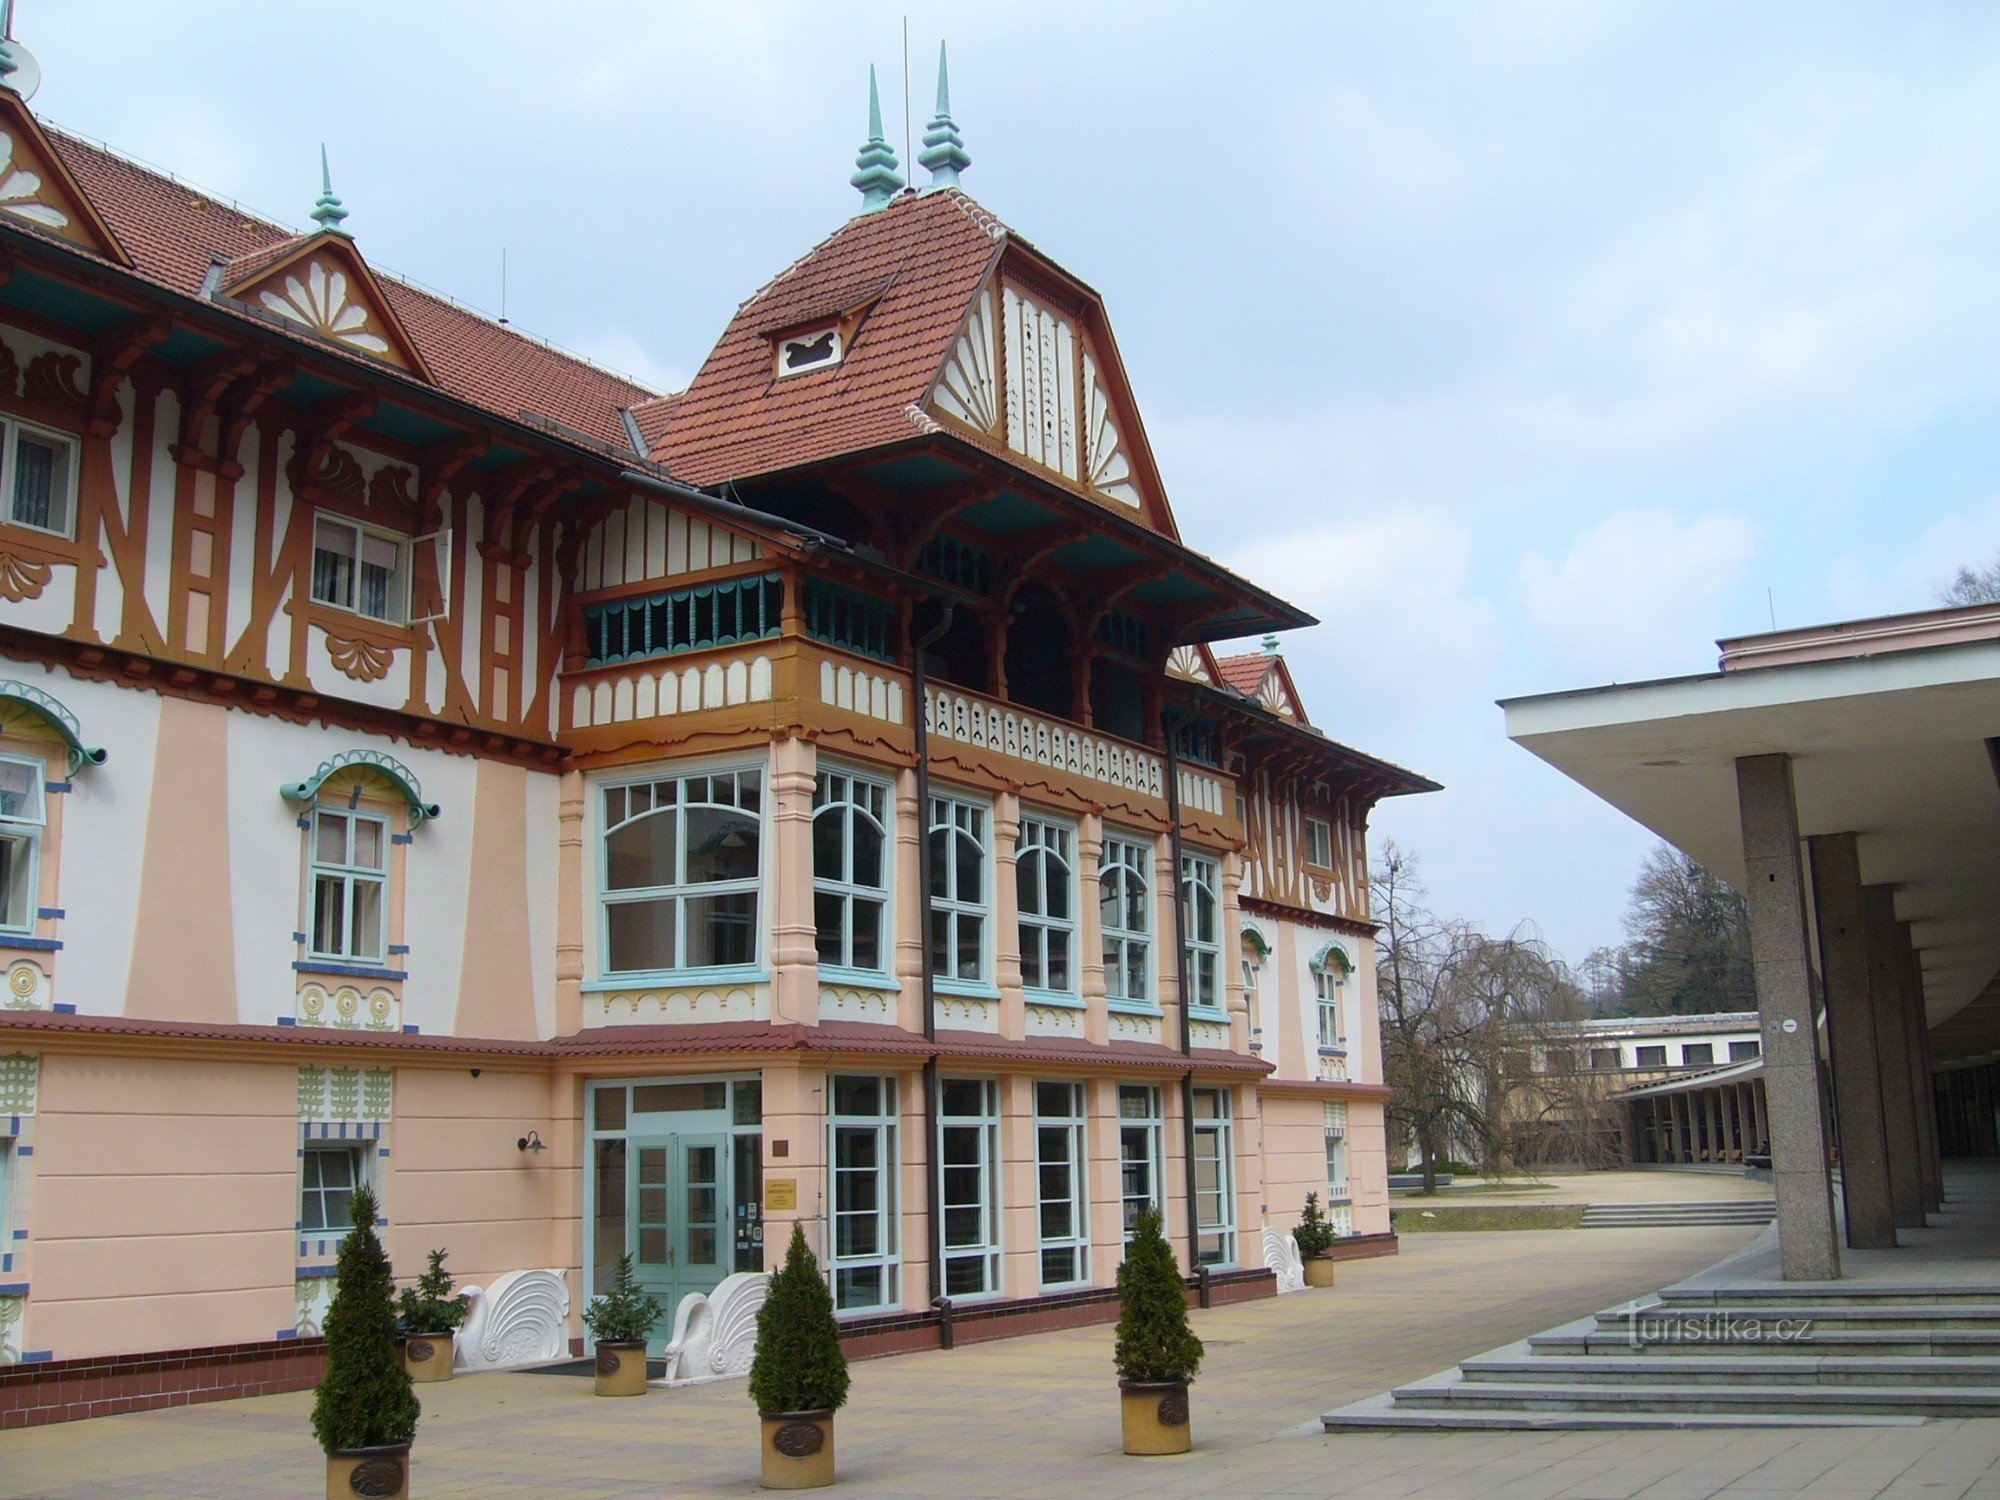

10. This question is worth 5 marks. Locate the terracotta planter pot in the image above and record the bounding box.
[759,1409,836,1489]
[326,1442,410,1500]
[593,1340,650,1397]
[1303,1256,1336,1288]
[1118,1379,1192,1456]
[403,1331,454,1383]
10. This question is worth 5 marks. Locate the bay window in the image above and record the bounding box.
[938,1077,1001,1297]
[601,768,762,976]
[828,1075,899,1313]
[1016,816,1075,996]
[1192,1086,1236,1266]
[1100,835,1152,1007]
[1179,852,1222,1013]
[928,792,987,986]
[308,807,387,964]
[1034,1082,1088,1287]
[0,755,43,937]
[813,769,890,975]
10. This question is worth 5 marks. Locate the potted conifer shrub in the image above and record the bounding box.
[584,1251,664,1397]
[748,1223,848,1489]
[312,1184,419,1500]
[1113,1207,1204,1456]
[397,1249,469,1383]
[1295,1192,1338,1288]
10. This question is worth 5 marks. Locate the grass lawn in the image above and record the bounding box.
[1390,1204,1589,1232]
[1391,1181,1552,1198]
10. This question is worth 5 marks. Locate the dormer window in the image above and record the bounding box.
[776,324,843,377]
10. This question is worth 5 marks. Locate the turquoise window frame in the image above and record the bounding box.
[812,766,894,977]
[927,791,990,989]
[1016,815,1077,1002]
[1033,1081,1090,1289]
[306,805,390,966]
[826,1074,901,1316]
[1179,851,1224,1017]
[597,763,766,981]
[1100,833,1153,1011]
[0,752,44,940]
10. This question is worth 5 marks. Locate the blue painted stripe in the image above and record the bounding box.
[36,907,62,920]
[293,961,407,981]
[390,833,412,846]
[1,936,62,951]
[276,1327,299,1340]
[295,1265,339,1280]
[16,1146,32,1157]
[21,1349,52,1363]
[386,944,410,955]
[11,1228,26,1240]
[401,1024,419,1035]
[291,931,307,945]
[44,781,70,795]
[277,1017,297,1027]
[0,1281,30,1296]
[51,1002,74,1014]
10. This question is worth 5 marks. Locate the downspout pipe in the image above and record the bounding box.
[1162,708,1202,1275]
[913,603,957,1329]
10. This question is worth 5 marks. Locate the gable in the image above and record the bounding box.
[0,94,128,263]
[924,255,1171,533]
[223,235,432,380]
[1259,657,1310,725]
[1166,644,1218,685]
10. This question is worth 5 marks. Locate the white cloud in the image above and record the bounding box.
[1517,508,1759,680]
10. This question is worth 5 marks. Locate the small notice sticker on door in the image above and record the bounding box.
[765,1178,798,1211]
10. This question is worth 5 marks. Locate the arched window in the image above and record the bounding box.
[813,768,890,975]
[601,768,762,975]
[1312,943,1354,1051]
[928,792,988,984]
[1016,816,1075,996]
[1240,926,1271,1053]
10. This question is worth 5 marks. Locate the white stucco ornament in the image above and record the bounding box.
[454,1269,571,1370]
[661,1271,769,1385]
[1263,1226,1306,1294]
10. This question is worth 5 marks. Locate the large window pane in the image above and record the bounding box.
[606,898,676,972]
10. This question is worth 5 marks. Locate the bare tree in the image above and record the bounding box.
[1619,844,1754,1016]
[1940,555,2000,607]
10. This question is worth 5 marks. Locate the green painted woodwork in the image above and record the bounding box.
[280,748,440,827]
[802,579,895,662]
[850,66,905,213]
[311,145,351,236]
[584,573,784,667]
[0,681,104,774]
[1094,610,1150,660]
[916,534,994,595]
[917,41,971,191]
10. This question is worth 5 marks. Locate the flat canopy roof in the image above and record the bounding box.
[1501,632,2000,1034]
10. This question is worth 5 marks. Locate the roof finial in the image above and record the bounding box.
[850,66,904,214]
[1262,633,1280,656]
[311,144,351,237]
[917,41,970,192]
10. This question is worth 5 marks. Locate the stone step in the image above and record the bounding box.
[1386,1380,2000,1419]
[1591,1302,2000,1332]
[1321,1389,1922,1432]
[1531,1327,2000,1358]
[1457,1353,2000,1388]
[1657,1283,2000,1308]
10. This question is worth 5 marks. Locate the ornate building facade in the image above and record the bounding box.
[0,40,1432,1419]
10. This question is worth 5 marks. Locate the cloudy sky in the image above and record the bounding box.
[32,3,2000,961]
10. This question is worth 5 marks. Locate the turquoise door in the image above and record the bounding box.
[629,1133,730,1351]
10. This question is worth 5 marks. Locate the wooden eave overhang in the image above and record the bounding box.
[1190,679,1441,802]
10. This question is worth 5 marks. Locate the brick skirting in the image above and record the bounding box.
[0,1336,327,1429]
[1322,1231,1399,1262]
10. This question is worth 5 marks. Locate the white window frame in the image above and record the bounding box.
[1192,1086,1236,1268]
[1,418,78,539]
[1016,815,1077,998]
[928,791,989,989]
[1314,961,1348,1052]
[599,765,764,979]
[299,1139,370,1237]
[307,805,389,965]
[828,1074,900,1315]
[310,512,410,624]
[1324,1102,1350,1202]
[937,1076,1002,1299]
[1179,851,1222,1014]
[1034,1081,1089,1289]
[812,767,892,977]
[1118,1083,1164,1241]
[1305,814,1333,869]
[1101,835,1153,1009]
[0,752,45,939]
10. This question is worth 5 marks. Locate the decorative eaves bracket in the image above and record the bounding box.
[0,680,107,775]
[280,748,439,827]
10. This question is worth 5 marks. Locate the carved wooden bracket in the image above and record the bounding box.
[86,316,171,438]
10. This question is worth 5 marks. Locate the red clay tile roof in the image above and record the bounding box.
[45,126,656,448]
[653,188,1003,485]
[627,391,682,452]
[1214,653,1274,696]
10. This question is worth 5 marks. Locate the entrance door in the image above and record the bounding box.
[629,1133,730,1351]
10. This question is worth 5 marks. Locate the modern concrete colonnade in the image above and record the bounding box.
[1736,753,1946,1279]
[1627,1075,1767,1165]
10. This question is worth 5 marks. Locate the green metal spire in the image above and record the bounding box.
[918,41,970,192]
[850,66,904,213]
[311,144,351,237]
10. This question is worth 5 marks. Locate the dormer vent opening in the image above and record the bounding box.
[776,324,843,378]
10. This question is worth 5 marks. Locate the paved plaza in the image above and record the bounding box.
[6,1219,1999,1499]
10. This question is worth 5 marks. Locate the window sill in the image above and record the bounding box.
[819,967,899,993]
[1106,999,1163,1018]
[583,968,769,992]
[0,934,60,952]
[295,961,407,982]
[1317,1045,1349,1057]
[1023,989,1084,1010]
[1186,1007,1230,1024]
[933,979,1001,1001]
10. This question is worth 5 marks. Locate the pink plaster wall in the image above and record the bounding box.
[124,698,235,1023]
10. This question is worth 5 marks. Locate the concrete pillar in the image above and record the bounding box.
[1736,753,1841,1280]
[1862,886,1924,1230]
[768,735,820,1026]
[1808,834,1897,1248]
[1896,923,1945,1213]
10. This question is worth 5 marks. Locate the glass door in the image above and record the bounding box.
[626,1132,731,1351]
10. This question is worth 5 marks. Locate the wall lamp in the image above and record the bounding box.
[517,1130,547,1154]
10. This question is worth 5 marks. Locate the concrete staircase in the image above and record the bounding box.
[1323,1281,2000,1430]
[1579,1201,1777,1229]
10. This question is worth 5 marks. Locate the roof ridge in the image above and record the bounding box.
[45,118,659,401]
[942,186,1008,241]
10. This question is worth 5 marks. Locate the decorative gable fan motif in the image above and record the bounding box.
[933,286,998,430]
[1258,670,1299,721]
[0,95,129,264]
[1002,283,1078,479]
[223,236,432,381]
[1166,645,1214,684]
[1080,351,1139,508]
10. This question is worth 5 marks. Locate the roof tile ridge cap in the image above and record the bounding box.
[943,187,1008,242]
[729,208,883,319]
[904,403,943,435]
[44,117,293,236]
